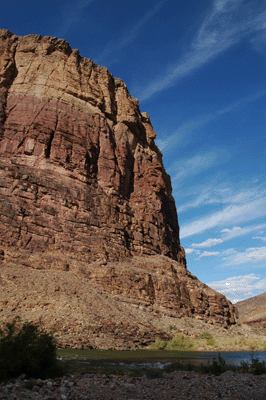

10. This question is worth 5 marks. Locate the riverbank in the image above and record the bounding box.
[147,323,266,352]
[146,316,266,352]
[1,370,266,399]
[1,350,266,399]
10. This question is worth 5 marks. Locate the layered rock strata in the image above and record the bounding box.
[0,29,180,262]
[0,29,236,342]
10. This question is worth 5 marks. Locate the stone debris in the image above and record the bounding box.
[0,371,266,399]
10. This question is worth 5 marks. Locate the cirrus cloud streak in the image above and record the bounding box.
[180,197,266,239]
[137,0,266,101]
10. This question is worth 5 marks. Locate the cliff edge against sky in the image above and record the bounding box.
[0,30,236,348]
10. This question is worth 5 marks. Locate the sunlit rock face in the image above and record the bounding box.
[0,29,181,262]
[0,30,236,343]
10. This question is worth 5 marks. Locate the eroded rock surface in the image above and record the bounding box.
[0,30,236,343]
[0,29,181,261]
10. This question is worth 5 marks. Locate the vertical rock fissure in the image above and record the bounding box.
[0,45,18,141]
[45,131,55,158]
[45,115,58,158]
[0,93,7,141]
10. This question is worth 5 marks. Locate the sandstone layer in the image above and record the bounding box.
[235,292,266,329]
[0,29,236,346]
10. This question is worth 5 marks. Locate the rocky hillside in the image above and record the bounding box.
[235,292,266,328]
[0,29,236,347]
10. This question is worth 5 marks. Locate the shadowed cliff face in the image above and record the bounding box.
[0,30,236,335]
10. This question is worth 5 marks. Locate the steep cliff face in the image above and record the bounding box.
[0,29,181,262]
[0,30,236,341]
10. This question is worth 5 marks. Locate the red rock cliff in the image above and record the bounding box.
[0,30,236,339]
[0,29,182,262]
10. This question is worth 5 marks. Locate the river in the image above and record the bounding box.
[57,349,266,371]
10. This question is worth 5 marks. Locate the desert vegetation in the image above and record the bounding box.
[162,353,266,377]
[148,323,266,351]
[62,352,266,378]
[0,317,64,382]
[149,334,195,350]
[0,317,265,396]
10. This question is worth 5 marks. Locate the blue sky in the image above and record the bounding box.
[2,0,266,302]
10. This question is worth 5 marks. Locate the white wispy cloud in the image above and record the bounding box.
[253,236,266,242]
[223,246,266,265]
[199,251,220,257]
[207,273,266,301]
[178,178,266,239]
[180,197,266,239]
[137,0,266,101]
[184,248,195,255]
[178,192,213,213]
[95,0,167,64]
[170,151,218,183]
[176,182,232,212]
[223,248,237,256]
[221,227,242,234]
[177,178,266,214]
[249,30,266,55]
[192,238,223,248]
[183,225,266,261]
[221,224,266,240]
[161,88,266,153]
[55,0,96,38]
[158,106,234,151]
[169,149,231,184]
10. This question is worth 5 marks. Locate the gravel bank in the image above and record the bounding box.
[0,370,266,399]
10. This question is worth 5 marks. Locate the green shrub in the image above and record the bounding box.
[200,332,213,340]
[238,338,247,347]
[165,334,186,350]
[0,317,63,381]
[240,356,266,375]
[250,356,266,375]
[206,338,216,346]
[240,360,250,373]
[165,334,194,350]
[249,341,259,350]
[200,353,227,376]
[149,338,166,350]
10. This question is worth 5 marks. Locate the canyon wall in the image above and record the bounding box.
[0,30,236,345]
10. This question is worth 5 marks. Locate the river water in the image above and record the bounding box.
[57,349,266,370]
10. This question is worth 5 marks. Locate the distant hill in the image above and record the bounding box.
[235,292,266,328]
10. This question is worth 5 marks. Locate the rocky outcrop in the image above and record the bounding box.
[0,255,235,349]
[0,29,236,342]
[0,29,180,262]
[235,293,266,328]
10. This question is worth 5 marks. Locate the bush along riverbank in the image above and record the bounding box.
[0,318,65,382]
[148,329,266,351]
[1,318,266,399]
[1,354,266,400]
